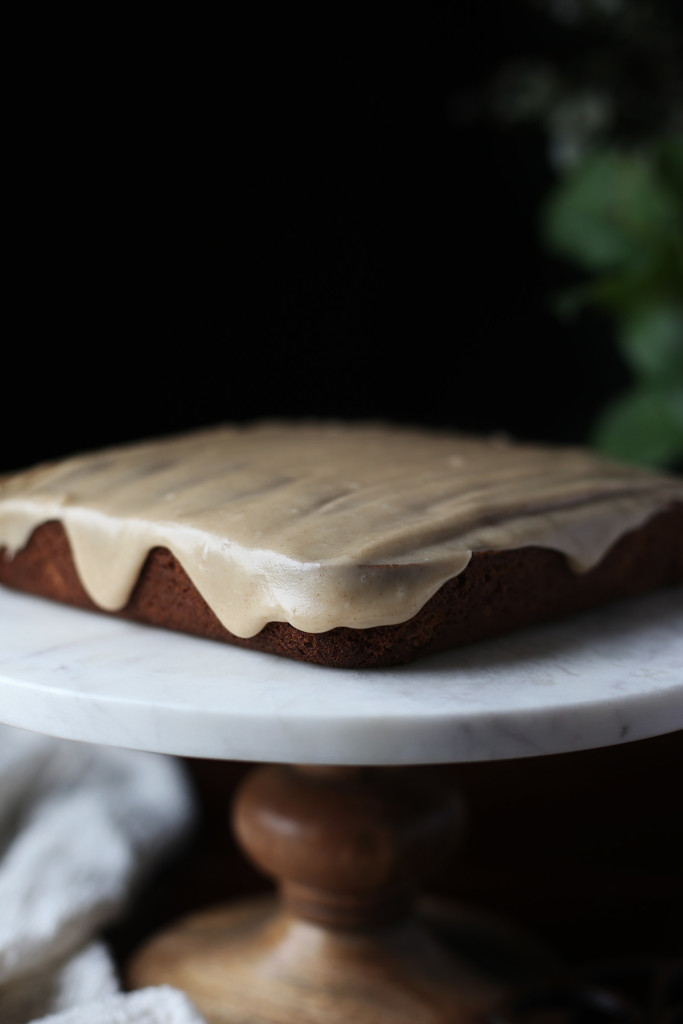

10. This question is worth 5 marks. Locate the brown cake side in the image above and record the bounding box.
[1,506,681,668]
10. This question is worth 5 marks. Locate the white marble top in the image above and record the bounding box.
[0,586,681,765]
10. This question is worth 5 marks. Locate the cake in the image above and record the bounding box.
[0,420,681,667]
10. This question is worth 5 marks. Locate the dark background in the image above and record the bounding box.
[4,3,630,472]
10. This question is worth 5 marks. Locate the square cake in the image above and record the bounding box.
[0,420,681,667]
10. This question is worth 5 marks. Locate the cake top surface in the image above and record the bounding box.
[1,420,681,636]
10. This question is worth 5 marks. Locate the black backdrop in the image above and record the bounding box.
[4,5,630,472]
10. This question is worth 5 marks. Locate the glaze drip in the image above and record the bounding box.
[1,421,681,636]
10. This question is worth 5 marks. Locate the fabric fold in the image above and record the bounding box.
[0,724,199,1023]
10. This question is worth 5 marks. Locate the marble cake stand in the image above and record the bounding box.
[0,585,682,1023]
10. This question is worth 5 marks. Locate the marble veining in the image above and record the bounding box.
[0,586,680,765]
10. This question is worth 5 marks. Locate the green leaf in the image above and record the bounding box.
[655,135,683,198]
[591,384,683,467]
[541,148,683,274]
[618,304,683,381]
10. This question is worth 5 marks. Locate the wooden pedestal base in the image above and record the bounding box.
[129,896,532,1024]
[128,764,556,1023]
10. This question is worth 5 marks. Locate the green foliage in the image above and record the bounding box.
[591,382,683,468]
[541,136,683,467]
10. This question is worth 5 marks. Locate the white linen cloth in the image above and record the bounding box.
[0,723,208,1024]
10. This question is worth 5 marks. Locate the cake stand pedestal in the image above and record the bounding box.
[0,586,681,1023]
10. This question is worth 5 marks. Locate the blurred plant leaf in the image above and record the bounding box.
[657,135,683,199]
[541,144,683,275]
[541,136,683,467]
[591,383,683,467]
[619,304,683,381]
[552,268,664,320]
